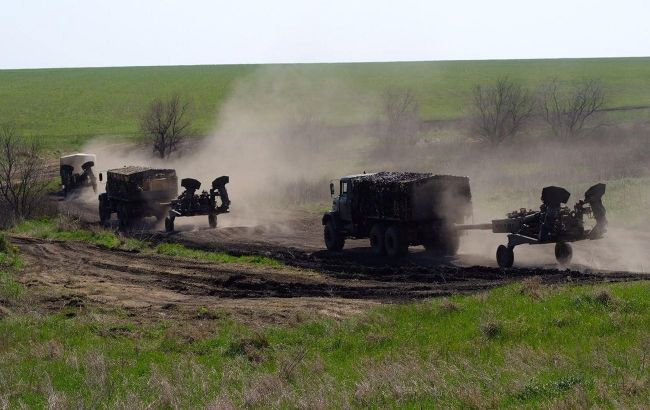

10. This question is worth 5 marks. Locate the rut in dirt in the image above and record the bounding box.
[11,235,649,306]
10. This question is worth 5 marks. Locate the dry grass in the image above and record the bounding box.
[481,319,504,339]
[56,211,82,232]
[354,356,442,406]
[520,276,545,299]
[593,289,616,306]
[439,297,460,313]
[227,331,270,363]
[546,385,590,410]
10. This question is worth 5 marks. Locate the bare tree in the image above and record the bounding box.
[0,126,49,224]
[381,88,421,145]
[140,94,191,159]
[541,78,605,139]
[471,77,535,146]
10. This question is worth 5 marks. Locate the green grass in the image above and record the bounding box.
[0,234,24,300]
[2,58,650,150]
[12,218,138,250]
[0,279,648,407]
[11,218,282,266]
[155,243,282,267]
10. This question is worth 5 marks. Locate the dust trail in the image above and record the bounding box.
[76,67,650,271]
[83,66,380,227]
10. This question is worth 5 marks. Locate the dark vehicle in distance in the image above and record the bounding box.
[322,172,472,257]
[164,176,231,232]
[59,153,97,197]
[98,166,178,228]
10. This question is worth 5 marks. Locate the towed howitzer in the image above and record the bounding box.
[60,153,97,197]
[164,176,230,232]
[460,183,607,268]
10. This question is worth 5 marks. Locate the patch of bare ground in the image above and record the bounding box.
[9,234,649,325]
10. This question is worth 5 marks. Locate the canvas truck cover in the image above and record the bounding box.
[350,172,472,223]
[106,166,178,202]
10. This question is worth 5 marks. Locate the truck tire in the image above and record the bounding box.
[384,225,408,258]
[98,194,111,226]
[369,224,386,256]
[324,221,345,251]
[423,226,459,256]
[441,229,460,256]
[117,206,130,230]
[208,214,217,228]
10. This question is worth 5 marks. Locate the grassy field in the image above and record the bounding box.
[1,234,649,407]
[2,58,650,150]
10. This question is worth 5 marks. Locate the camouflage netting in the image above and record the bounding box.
[350,172,472,223]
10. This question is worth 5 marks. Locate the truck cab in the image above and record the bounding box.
[326,173,376,235]
[331,177,357,224]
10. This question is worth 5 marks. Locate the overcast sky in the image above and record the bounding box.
[2,0,649,69]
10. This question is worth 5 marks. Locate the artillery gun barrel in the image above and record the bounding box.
[456,223,493,231]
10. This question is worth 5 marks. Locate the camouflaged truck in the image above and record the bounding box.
[322,172,472,258]
[98,166,178,228]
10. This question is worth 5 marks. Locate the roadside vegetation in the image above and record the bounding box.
[11,217,281,267]
[0,240,648,408]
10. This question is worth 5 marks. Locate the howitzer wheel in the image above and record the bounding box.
[496,245,514,268]
[369,224,386,256]
[324,221,345,251]
[208,214,217,228]
[165,216,174,232]
[555,241,572,266]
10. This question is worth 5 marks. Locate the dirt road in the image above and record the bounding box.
[11,233,648,324]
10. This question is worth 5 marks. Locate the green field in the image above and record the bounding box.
[2,244,649,407]
[2,227,650,407]
[2,58,650,150]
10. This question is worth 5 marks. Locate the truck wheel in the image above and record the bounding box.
[117,205,130,230]
[555,241,572,266]
[98,194,111,225]
[165,216,174,233]
[384,225,408,258]
[324,221,345,251]
[208,214,217,228]
[369,224,386,256]
[496,245,514,268]
[442,230,460,256]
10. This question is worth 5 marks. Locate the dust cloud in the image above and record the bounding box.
[79,67,650,272]
[82,66,380,227]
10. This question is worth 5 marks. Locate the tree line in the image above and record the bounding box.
[376,77,606,148]
[472,77,605,146]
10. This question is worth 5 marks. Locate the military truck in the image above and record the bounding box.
[322,172,472,257]
[59,153,97,196]
[98,166,178,228]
